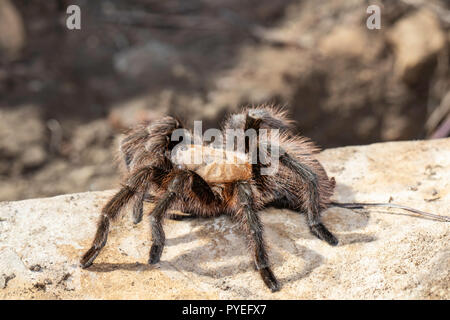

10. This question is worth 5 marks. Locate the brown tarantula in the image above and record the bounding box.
[80,105,338,292]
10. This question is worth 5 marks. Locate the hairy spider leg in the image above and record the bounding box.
[148,170,216,264]
[120,117,187,224]
[148,173,187,264]
[148,193,174,264]
[279,153,338,246]
[243,111,338,246]
[233,181,280,292]
[80,166,155,268]
[132,191,146,224]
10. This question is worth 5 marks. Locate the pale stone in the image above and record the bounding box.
[0,0,25,58]
[318,25,369,59]
[0,139,449,299]
[387,9,446,84]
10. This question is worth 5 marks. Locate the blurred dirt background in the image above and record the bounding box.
[0,0,449,201]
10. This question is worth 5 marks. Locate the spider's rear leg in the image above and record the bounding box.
[80,166,154,268]
[246,119,337,247]
[235,181,280,292]
[280,154,338,246]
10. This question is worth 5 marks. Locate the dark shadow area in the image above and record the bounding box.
[87,261,154,273]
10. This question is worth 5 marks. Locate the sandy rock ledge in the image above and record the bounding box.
[0,139,449,299]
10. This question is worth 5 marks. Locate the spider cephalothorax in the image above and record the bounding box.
[80,105,338,292]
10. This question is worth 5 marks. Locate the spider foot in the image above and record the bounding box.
[133,214,143,225]
[259,267,280,292]
[310,223,339,246]
[80,246,99,269]
[148,244,163,264]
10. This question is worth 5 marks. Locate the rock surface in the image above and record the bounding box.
[0,105,47,176]
[0,139,449,299]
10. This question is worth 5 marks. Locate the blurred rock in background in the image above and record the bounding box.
[0,0,449,201]
[0,0,26,60]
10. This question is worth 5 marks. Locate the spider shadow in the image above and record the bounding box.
[158,218,328,293]
[87,262,154,273]
[160,216,270,279]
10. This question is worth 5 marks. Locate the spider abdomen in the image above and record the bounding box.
[171,144,252,183]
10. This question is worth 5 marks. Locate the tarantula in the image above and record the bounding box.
[80,105,338,292]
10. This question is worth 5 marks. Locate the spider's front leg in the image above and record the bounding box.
[80,166,154,268]
[148,173,188,264]
[235,181,280,292]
